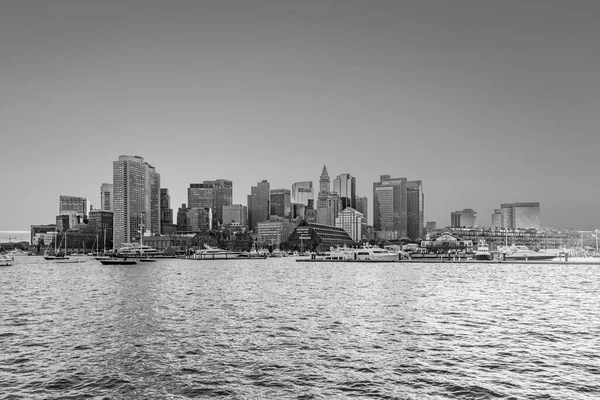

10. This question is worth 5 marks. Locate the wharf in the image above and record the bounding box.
[295,258,600,265]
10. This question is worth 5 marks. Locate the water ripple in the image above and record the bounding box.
[1,258,600,399]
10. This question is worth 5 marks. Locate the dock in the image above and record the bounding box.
[295,258,600,265]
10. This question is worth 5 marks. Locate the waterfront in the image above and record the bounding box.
[1,257,599,399]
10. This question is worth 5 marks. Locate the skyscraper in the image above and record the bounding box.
[113,155,161,247]
[406,180,424,239]
[333,173,356,210]
[188,179,233,228]
[247,180,270,230]
[373,175,407,238]
[335,207,363,242]
[270,189,291,219]
[491,209,502,228]
[100,184,113,212]
[355,196,368,224]
[160,188,173,226]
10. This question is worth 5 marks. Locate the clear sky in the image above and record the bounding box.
[1,0,599,231]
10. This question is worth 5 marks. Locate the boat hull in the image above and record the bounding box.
[194,253,243,260]
[100,259,138,265]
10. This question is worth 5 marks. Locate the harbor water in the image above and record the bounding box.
[1,257,599,399]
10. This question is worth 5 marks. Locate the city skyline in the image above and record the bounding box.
[1,1,599,231]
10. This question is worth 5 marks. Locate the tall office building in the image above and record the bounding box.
[406,180,424,239]
[491,209,502,228]
[113,155,161,248]
[188,179,233,228]
[145,164,161,236]
[247,180,270,230]
[270,189,291,219]
[100,184,113,212]
[451,208,477,228]
[498,202,540,229]
[291,181,314,206]
[223,204,247,226]
[316,165,341,226]
[355,196,368,224]
[59,195,89,221]
[160,188,173,225]
[501,203,513,229]
[373,175,407,238]
[333,173,356,210]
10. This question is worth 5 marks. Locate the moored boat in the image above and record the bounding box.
[193,245,243,260]
[497,245,556,261]
[99,258,138,265]
[474,239,492,260]
[0,255,13,266]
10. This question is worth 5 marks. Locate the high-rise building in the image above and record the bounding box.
[451,208,477,228]
[160,188,173,226]
[373,175,407,238]
[59,195,89,221]
[188,180,233,228]
[100,184,113,212]
[316,165,342,226]
[425,221,437,233]
[406,180,424,240]
[177,204,190,232]
[491,209,502,228]
[335,207,363,242]
[113,155,161,247]
[498,203,540,229]
[291,181,314,206]
[189,207,212,232]
[145,164,161,236]
[501,203,513,229]
[270,189,291,219]
[355,196,368,224]
[223,204,247,226]
[247,180,270,230]
[333,173,356,210]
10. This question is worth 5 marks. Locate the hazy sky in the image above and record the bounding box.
[1,0,599,231]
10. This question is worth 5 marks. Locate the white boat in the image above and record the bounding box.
[497,245,556,261]
[116,243,162,258]
[322,245,399,261]
[6,249,30,257]
[270,249,286,258]
[0,255,13,266]
[193,244,243,260]
[473,239,492,260]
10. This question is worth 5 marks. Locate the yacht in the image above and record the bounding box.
[321,245,399,261]
[473,239,492,260]
[497,245,556,261]
[193,245,243,260]
[116,243,162,258]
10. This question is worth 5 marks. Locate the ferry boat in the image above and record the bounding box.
[497,245,556,261]
[193,245,243,260]
[473,239,492,260]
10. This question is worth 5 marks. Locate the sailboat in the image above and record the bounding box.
[44,231,69,260]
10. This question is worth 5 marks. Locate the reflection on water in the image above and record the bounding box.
[1,257,599,399]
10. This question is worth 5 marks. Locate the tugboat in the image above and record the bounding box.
[474,239,492,261]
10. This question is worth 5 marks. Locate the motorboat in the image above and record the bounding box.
[116,243,163,258]
[99,258,138,265]
[193,245,243,260]
[497,245,556,261]
[473,239,492,261]
[321,245,399,261]
[270,249,286,258]
[0,255,13,266]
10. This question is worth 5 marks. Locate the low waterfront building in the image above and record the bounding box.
[448,227,571,250]
[142,234,196,253]
[420,231,474,254]
[287,221,355,252]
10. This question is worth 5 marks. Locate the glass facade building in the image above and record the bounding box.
[59,195,88,221]
[248,180,270,230]
[333,173,356,210]
[270,189,291,219]
[291,181,314,206]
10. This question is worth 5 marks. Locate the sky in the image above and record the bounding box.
[1,0,599,231]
